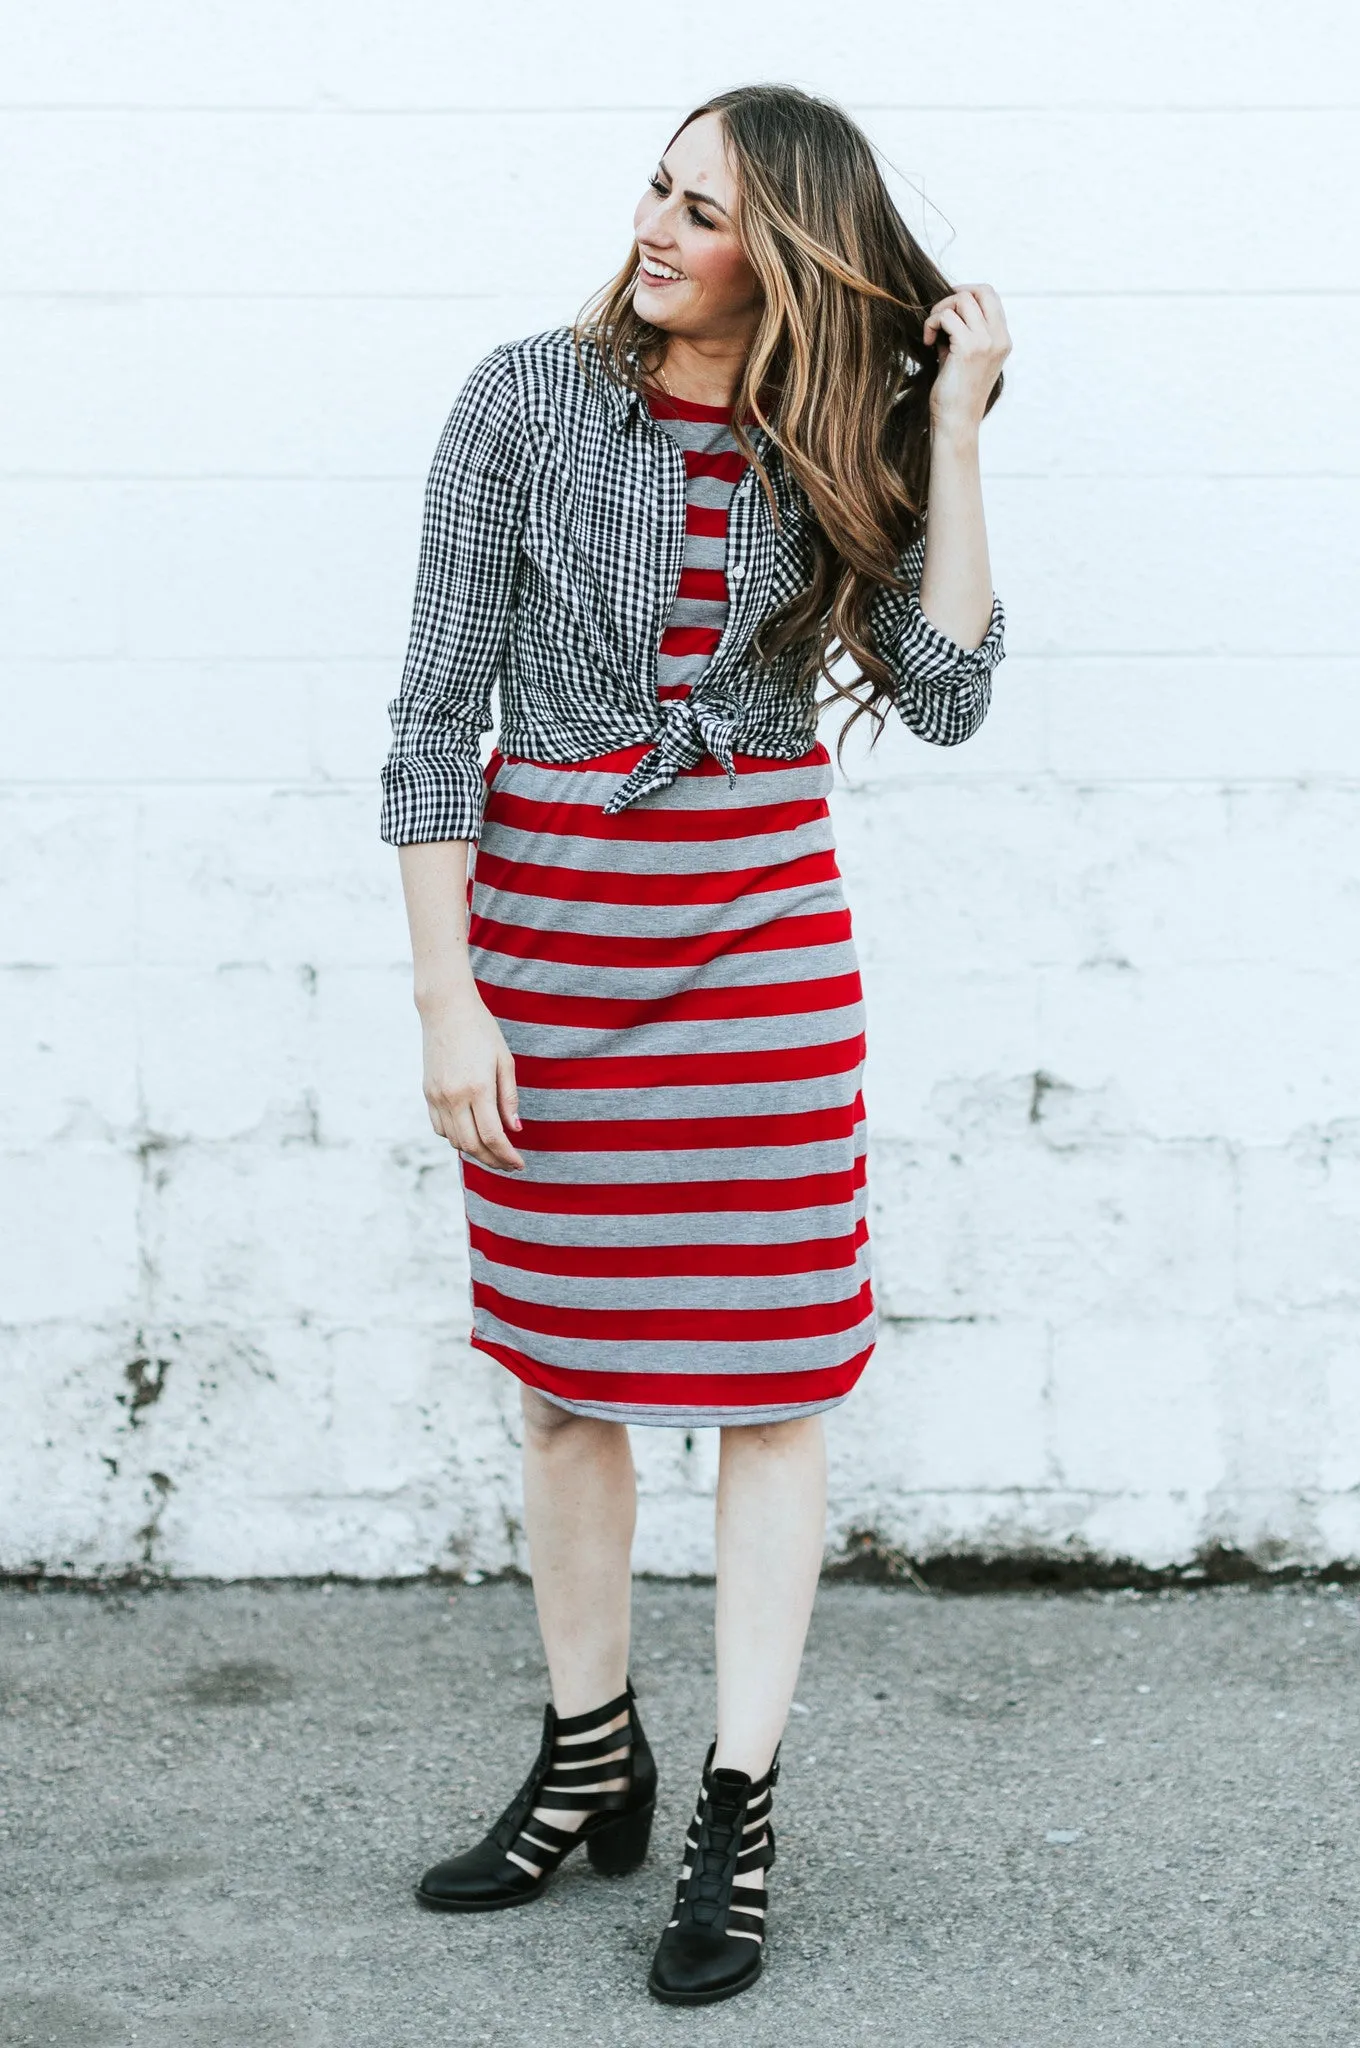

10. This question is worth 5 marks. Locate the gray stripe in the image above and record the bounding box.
[510,1134,865,1184]
[650,415,742,455]
[487,759,831,810]
[529,1390,854,1428]
[681,534,728,572]
[473,879,848,938]
[514,1071,861,1123]
[655,657,708,690]
[479,819,837,875]
[471,1253,870,1315]
[463,1191,867,1247]
[684,473,742,511]
[665,595,728,631]
[495,1002,866,1059]
[470,939,861,1000]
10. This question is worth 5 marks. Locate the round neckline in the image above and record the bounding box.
[644,385,737,424]
[644,386,764,432]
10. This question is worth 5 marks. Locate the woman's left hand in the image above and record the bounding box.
[924,283,1011,434]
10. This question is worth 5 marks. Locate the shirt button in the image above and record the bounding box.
[730,562,745,581]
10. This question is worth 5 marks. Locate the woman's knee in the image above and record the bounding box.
[521,1386,621,1452]
[721,1413,823,1458]
[521,1387,575,1442]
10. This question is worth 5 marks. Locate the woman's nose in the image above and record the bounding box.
[636,198,676,248]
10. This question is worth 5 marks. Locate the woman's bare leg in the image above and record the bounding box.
[514,1387,638,1872]
[713,1413,827,1776]
[521,1386,636,1707]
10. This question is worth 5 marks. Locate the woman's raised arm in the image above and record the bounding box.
[917,282,1011,651]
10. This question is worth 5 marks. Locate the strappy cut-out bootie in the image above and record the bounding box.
[647,1743,779,2004]
[415,1680,655,1912]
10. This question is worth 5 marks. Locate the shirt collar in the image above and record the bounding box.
[597,375,641,433]
[574,335,644,434]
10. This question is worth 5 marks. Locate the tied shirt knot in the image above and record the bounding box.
[602,697,738,815]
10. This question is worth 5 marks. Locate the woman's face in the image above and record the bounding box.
[631,113,762,345]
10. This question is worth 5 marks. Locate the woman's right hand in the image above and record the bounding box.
[418,985,525,1173]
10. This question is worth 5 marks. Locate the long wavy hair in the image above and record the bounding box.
[575,83,1002,745]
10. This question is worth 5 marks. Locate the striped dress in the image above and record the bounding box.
[463,390,875,1427]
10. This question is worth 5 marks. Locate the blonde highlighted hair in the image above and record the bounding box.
[576,83,1002,743]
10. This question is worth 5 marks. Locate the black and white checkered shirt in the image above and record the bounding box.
[380,328,1005,844]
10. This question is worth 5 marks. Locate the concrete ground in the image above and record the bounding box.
[1,1580,1357,2048]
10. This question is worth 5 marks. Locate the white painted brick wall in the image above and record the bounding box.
[4,2,1358,1578]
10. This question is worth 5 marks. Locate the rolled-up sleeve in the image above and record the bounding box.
[380,347,529,844]
[868,533,1005,747]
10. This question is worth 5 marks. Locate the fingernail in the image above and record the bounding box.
[510,1115,522,1129]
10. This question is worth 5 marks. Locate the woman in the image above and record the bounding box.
[382,83,1008,2004]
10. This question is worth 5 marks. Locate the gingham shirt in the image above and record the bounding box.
[380,328,1005,844]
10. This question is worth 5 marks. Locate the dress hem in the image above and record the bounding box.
[471,1330,873,1430]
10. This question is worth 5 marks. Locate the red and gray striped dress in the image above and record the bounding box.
[463,391,875,1426]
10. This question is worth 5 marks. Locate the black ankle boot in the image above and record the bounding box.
[415,1680,655,1912]
[647,1743,778,2004]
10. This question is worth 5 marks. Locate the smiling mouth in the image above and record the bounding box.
[638,252,685,283]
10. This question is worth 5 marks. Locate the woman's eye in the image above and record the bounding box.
[649,175,668,195]
[687,205,717,230]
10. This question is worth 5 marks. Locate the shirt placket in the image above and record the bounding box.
[702,457,773,700]
[640,408,689,706]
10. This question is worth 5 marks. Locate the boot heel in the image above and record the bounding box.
[587,1798,654,1876]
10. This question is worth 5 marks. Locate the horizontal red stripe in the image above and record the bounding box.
[657,683,692,700]
[677,567,729,604]
[473,846,842,908]
[490,743,828,780]
[470,1217,869,1279]
[685,449,748,484]
[514,1098,864,1155]
[686,503,728,538]
[468,908,851,970]
[658,624,723,659]
[462,1157,866,1216]
[491,786,827,843]
[512,1033,865,1091]
[646,391,740,425]
[485,790,828,845]
[473,1335,874,1411]
[475,1277,874,1343]
[479,970,864,1030]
